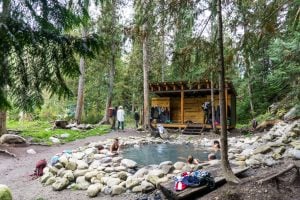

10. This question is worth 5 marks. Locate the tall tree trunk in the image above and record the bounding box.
[100,0,117,124]
[142,1,150,129]
[0,0,11,136]
[75,29,87,124]
[211,72,216,131]
[245,55,255,116]
[160,0,166,82]
[217,0,240,183]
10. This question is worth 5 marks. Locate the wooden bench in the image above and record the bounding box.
[158,167,249,200]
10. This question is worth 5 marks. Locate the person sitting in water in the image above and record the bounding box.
[187,155,200,164]
[212,140,220,151]
[110,138,121,154]
[208,153,217,161]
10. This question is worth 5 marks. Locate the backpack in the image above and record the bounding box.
[35,159,47,176]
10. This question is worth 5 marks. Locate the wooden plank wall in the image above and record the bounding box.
[153,95,232,124]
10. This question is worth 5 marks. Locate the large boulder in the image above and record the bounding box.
[0,134,26,144]
[284,105,300,121]
[0,184,12,200]
[111,185,125,195]
[121,159,137,168]
[52,177,69,191]
[173,162,185,170]
[87,183,103,197]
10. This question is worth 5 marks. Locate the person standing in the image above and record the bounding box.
[117,106,125,131]
[134,110,140,128]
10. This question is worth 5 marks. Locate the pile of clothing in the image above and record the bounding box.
[174,170,215,191]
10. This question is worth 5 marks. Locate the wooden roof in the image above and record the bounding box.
[149,80,237,97]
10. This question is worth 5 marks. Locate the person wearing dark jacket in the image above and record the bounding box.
[134,110,140,128]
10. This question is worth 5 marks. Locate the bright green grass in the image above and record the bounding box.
[7,120,110,145]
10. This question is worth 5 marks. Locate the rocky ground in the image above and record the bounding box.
[0,119,299,200]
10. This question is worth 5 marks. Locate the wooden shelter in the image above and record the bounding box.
[149,80,236,131]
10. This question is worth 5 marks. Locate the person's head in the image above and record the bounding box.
[114,138,119,144]
[208,153,217,161]
[187,155,194,164]
[213,140,220,149]
[119,106,123,109]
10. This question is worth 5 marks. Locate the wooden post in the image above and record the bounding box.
[181,86,184,124]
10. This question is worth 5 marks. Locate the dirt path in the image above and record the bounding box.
[0,128,147,200]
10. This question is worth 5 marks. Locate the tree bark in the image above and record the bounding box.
[142,1,150,129]
[217,0,240,184]
[211,72,216,131]
[0,111,7,136]
[75,29,87,124]
[160,0,166,82]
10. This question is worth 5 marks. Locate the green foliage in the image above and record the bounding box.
[7,120,110,144]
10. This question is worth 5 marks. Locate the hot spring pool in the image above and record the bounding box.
[121,143,211,166]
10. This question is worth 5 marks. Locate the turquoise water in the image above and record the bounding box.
[121,143,210,166]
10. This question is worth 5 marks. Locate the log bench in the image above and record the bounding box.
[158,167,249,200]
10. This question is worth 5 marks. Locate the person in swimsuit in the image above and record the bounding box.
[110,138,121,154]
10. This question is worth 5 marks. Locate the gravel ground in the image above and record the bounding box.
[0,128,149,200]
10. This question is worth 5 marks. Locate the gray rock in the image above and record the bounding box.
[52,177,69,191]
[58,155,69,167]
[174,162,185,170]
[94,154,106,160]
[148,169,164,178]
[117,171,128,180]
[45,177,56,186]
[76,176,90,190]
[263,158,277,166]
[115,166,127,172]
[159,161,173,167]
[63,170,75,181]
[146,175,159,185]
[101,157,112,163]
[41,172,54,184]
[291,140,300,150]
[74,169,89,178]
[0,134,26,144]
[106,177,121,187]
[111,185,125,195]
[104,167,114,173]
[87,183,103,197]
[49,137,60,144]
[141,181,155,192]
[0,184,12,200]
[125,177,140,189]
[253,145,272,154]
[76,160,88,169]
[73,152,85,160]
[89,160,101,169]
[60,133,70,138]
[284,105,300,121]
[121,159,137,168]
[245,158,261,166]
[160,164,174,175]
[134,168,149,178]
[112,157,123,163]
[65,158,77,170]
[291,149,300,159]
[102,186,112,195]
[132,185,143,193]
[85,170,99,181]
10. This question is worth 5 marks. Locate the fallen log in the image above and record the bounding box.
[257,163,298,184]
[158,167,249,200]
[0,149,17,158]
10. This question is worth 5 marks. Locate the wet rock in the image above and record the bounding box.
[106,177,121,187]
[76,176,90,190]
[111,185,125,195]
[0,184,12,200]
[87,183,103,197]
[173,162,185,170]
[52,177,69,191]
[121,159,137,168]
[0,134,26,144]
